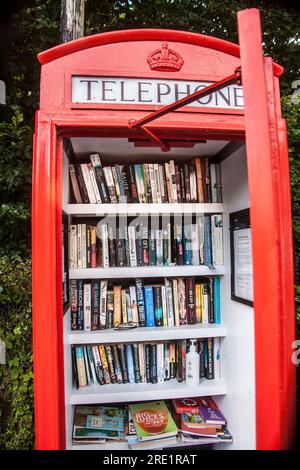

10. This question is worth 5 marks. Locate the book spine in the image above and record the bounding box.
[74,163,89,203]
[111,166,121,201]
[86,225,91,268]
[69,225,77,269]
[116,227,126,267]
[81,223,87,269]
[184,224,193,265]
[186,277,195,324]
[204,215,212,265]
[80,163,97,203]
[165,278,175,327]
[90,154,111,203]
[156,229,164,266]
[169,342,176,379]
[69,164,83,203]
[121,288,128,324]
[148,229,156,266]
[134,164,146,203]
[90,225,97,268]
[77,280,84,330]
[197,215,205,264]
[135,279,146,326]
[195,284,202,323]
[125,288,132,323]
[129,285,139,325]
[145,344,151,383]
[101,224,109,268]
[142,225,149,266]
[202,282,209,324]
[121,165,130,203]
[70,279,78,330]
[103,166,118,203]
[179,165,186,203]
[149,163,157,203]
[143,164,152,203]
[194,157,204,203]
[106,289,114,329]
[181,339,187,382]
[135,222,144,266]
[132,343,141,383]
[161,285,168,327]
[175,224,184,265]
[206,337,214,380]
[213,337,221,380]
[127,165,139,202]
[210,163,218,203]
[176,340,183,382]
[169,160,178,203]
[153,285,163,326]
[204,157,212,203]
[75,346,87,387]
[211,214,223,265]
[199,339,206,378]
[88,162,102,203]
[108,225,116,267]
[157,343,165,383]
[115,164,126,203]
[83,283,91,330]
[164,162,172,202]
[83,346,91,385]
[113,286,122,327]
[172,279,180,327]
[144,285,155,327]
[128,225,137,267]
[191,223,200,265]
[215,163,223,203]
[184,163,191,203]
[138,343,146,383]
[175,164,182,203]
[189,164,198,202]
[159,164,168,203]
[72,346,78,389]
[99,280,107,329]
[150,344,157,384]
[98,345,111,384]
[164,342,170,381]
[105,345,117,384]
[86,345,97,385]
[91,280,100,330]
[214,277,221,324]
[112,345,123,384]
[125,344,135,384]
[177,277,187,325]
[92,345,105,385]
[208,278,215,323]
[117,344,129,383]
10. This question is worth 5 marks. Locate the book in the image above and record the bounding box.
[129,401,178,441]
[91,280,100,330]
[70,279,78,330]
[198,397,226,425]
[69,164,83,203]
[75,347,87,387]
[90,154,110,203]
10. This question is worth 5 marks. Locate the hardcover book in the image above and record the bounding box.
[129,401,178,441]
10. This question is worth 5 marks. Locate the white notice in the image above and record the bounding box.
[233,228,253,302]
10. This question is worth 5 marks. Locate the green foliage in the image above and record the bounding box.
[0,0,299,450]
[0,255,33,450]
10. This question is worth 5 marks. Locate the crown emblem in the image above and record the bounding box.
[147,42,184,72]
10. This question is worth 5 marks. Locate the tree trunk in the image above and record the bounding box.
[60,0,85,43]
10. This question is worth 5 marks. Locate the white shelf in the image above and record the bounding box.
[64,203,224,216]
[71,379,226,405]
[71,437,231,451]
[68,323,226,345]
[69,265,225,279]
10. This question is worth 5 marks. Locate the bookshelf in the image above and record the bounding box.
[62,137,255,450]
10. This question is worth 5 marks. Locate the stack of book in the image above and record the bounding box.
[69,154,222,204]
[72,397,232,448]
[172,397,232,445]
[71,337,221,388]
[70,276,221,330]
[69,215,223,269]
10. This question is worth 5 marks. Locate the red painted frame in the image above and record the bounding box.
[32,9,295,450]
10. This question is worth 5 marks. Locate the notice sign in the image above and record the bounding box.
[230,209,253,306]
[72,76,244,109]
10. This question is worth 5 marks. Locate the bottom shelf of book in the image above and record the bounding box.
[69,396,233,450]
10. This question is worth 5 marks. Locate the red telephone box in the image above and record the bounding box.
[32,8,296,450]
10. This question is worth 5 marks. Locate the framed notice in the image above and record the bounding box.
[230,208,253,306]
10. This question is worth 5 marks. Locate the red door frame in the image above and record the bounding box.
[32,8,295,450]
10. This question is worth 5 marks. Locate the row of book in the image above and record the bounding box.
[72,337,220,388]
[73,397,232,448]
[69,154,222,204]
[69,215,223,269]
[70,277,220,330]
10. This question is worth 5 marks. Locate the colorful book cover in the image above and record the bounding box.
[144,285,155,327]
[214,277,221,324]
[198,397,226,425]
[125,344,135,384]
[129,401,178,440]
[86,411,124,432]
